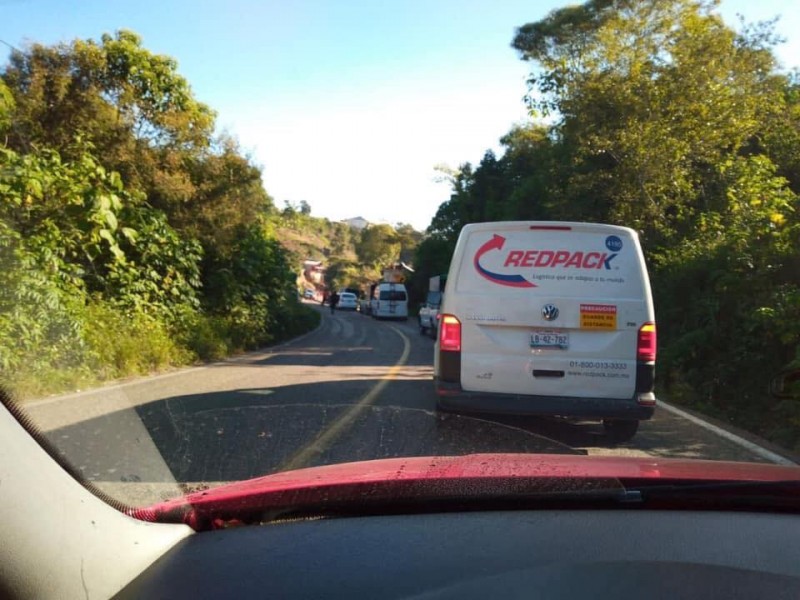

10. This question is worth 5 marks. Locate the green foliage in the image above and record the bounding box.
[329,221,354,258]
[0,31,317,400]
[408,234,456,304]
[109,205,202,318]
[394,223,423,264]
[511,0,784,246]
[0,226,89,377]
[0,143,202,316]
[652,155,800,419]
[82,302,192,378]
[179,135,274,248]
[4,30,215,155]
[173,310,231,361]
[0,78,13,133]
[202,224,302,349]
[356,224,401,272]
[324,258,365,292]
[99,30,216,148]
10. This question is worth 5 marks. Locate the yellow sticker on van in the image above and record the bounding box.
[580,304,617,330]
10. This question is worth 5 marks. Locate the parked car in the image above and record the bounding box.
[418,290,442,339]
[337,292,358,310]
[304,289,315,299]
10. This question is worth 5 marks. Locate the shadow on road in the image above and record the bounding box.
[39,380,585,489]
[225,347,382,368]
[462,413,613,449]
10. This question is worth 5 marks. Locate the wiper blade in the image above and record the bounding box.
[133,475,628,530]
[627,479,800,511]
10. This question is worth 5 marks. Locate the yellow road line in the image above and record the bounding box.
[279,325,411,472]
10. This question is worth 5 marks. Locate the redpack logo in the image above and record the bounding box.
[473,234,618,288]
[503,249,616,270]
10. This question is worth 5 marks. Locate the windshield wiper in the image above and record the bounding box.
[623,479,800,512]
[132,475,630,530]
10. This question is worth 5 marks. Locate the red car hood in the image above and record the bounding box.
[130,453,800,530]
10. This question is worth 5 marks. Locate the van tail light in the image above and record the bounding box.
[637,322,657,362]
[439,315,461,352]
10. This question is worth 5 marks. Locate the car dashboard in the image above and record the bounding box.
[117,508,800,598]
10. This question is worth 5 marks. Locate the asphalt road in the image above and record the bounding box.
[22,301,792,506]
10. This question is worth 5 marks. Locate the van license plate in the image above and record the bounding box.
[530,330,569,349]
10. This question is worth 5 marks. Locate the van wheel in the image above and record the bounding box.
[603,419,639,443]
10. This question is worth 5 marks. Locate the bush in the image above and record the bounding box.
[174,309,231,361]
[82,301,193,379]
[272,302,321,341]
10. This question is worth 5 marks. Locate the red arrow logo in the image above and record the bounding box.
[473,235,535,288]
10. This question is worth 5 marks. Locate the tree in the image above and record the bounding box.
[3,30,215,151]
[758,73,800,194]
[183,135,274,255]
[329,222,354,258]
[3,31,215,198]
[496,124,559,221]
[408,234,455,304]
[394,223,422,264]
[324,258,362,292]
[512,0,784,244]
[355,224,400,269]
[3,31,279,299]
[0,78,13,134]
[0,31,312,393]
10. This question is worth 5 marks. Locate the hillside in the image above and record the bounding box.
[268,209,422,297]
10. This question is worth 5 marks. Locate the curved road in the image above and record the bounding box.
[24,302,793,506]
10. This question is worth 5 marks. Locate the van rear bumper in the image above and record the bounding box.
[435,379,655,421]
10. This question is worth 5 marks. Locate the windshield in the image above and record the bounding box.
[379,290,408,301]
[1,0,799,512]
[426,292,442,307]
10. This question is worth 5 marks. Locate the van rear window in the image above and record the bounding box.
[379,291,407,301]
[426,291,442,306]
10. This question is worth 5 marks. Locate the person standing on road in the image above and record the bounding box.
[330,291,339,314]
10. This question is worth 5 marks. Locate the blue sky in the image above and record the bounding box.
[3,0,799,230]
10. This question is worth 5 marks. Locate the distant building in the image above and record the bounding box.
[342,216,369,230]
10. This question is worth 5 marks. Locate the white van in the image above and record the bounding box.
[433,221,656,441]
[371,282,409,320]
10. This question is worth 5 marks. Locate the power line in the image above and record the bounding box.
[0,39,20,53]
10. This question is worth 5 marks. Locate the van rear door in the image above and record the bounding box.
[447,222,652,400]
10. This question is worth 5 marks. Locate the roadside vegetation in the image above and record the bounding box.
[0,31,319,399]
[274,202,422,295]
[0,30,423,399]
[412,0,800,449]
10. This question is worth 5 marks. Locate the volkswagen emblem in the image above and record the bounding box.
[542,304,559,321]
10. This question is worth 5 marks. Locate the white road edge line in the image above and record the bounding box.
[24,306,326,408]
[658,399,796,466]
